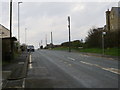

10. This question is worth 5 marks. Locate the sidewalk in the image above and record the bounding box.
[2,51,29,89]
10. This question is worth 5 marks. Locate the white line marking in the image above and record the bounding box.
[64,62,67,64]
[80,61,94,66]
[22,78,25,88]
[29,64,33,69]
[80,61,120,75]
[18,62,24,64]
[67,57,75,61]
[101,68,120,75]
[29,55,33,69]
[2,80,8,88]
[29,54,32,63]
[68,64,72,66]
[0,82,2,87]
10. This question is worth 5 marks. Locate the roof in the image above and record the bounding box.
[111,7,120,17]
[0,24,10,31]
[2,37,17,41]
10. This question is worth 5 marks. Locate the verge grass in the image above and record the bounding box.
[53,47,119,56]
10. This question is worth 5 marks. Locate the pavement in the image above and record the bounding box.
[24,50,119,88]
[2,51,29,89]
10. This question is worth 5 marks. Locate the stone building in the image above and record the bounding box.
[0,24,10,38]
[105,7,120,32]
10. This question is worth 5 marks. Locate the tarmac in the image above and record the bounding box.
[1,50,119,89]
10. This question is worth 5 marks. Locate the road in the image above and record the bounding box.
[25,50,119,88]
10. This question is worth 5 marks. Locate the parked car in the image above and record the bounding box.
[27,45,35,52]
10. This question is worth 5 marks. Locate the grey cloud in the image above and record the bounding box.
[21,2,73,19]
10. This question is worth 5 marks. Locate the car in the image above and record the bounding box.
[27,45,35,52]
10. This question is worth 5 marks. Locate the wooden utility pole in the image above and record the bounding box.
[10,0,12,38]
[51,32,53,44]
[68,16,71,52]
[10,0,13,57]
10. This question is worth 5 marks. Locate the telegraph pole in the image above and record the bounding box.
[50,32,53,49]
[68,16,71,52]
[10,0,13,57]
[10,0,12,38]
[51,32,53,44]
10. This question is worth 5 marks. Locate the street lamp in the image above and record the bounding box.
[25,28,27,44]
[18,2,22,42]
[45,34,47,46]
[102,31,106,55]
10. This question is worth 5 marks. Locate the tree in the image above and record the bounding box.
[61,40,84,48]
[20,44,27,51]
[85,27,102,48]
[85,27,119,48]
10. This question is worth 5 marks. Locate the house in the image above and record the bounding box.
[105,7,120,31]
[0,24,10,38]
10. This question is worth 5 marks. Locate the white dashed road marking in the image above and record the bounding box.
[22,78,25,88]
[29,54,33,69]
[68,64,72,66]
[67,57,75,61]
[29,54,32,63]
[18,62,24,64]
[64,62,67,64]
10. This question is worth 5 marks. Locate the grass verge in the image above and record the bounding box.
[52,47,119,56]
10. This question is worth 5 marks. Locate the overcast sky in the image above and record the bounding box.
[1,0,119,48]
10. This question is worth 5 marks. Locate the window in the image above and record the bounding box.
[2,32,4,34]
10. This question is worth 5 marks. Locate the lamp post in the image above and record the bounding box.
[25,28,27,44]
[45,34,47,46]
[102,31,106,55]
[68,16,71,52]
[18,2,22,42]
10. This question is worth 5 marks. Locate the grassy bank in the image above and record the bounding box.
[53,47,120,56]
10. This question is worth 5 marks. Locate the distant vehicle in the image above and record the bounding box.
[27,45,35,52]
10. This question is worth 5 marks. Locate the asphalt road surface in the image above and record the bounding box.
[25,50,119,88]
